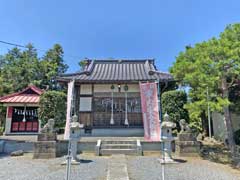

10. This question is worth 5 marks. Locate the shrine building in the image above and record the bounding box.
[0,85,43,135]
[58,59,174,136]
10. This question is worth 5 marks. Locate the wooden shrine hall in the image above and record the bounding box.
[58,59,174,136]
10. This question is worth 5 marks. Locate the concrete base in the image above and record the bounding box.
[37,133,57,141]
[81,128,144,137]
[158,158,179,164]
[33,141,57,159]
[175,133,201,157]
[61,158,81,165]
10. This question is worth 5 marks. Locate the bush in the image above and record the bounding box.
[234,129,240,145]
[0,126,4,135]
[162,90,189,130]
[38,91,67,128]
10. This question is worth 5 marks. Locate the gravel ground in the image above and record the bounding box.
[0,153,240,180]
[127,156,240,180]
[0,153,108,180]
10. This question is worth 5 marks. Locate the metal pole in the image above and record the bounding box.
[207,87,211,138]
[65,79,75,180]
[162,142,165,180]
[66,141,72,180]
[157,80,165,180]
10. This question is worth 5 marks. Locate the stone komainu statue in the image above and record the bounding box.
[179,119,191,133]
[41,119,55,133]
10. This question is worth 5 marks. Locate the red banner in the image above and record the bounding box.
[140,82,160,141]
[64,80,75,140]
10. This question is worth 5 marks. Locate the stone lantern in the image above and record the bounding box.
[160,112,176,163]
[68,115,83,164]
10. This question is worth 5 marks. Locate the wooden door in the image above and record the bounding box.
[79,113,91,127]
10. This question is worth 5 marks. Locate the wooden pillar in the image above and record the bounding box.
[5,106,13,134]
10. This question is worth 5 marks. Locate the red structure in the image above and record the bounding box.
[0,85,43,134]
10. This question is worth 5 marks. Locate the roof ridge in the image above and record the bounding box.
[0,85,43,101]
[92,59,155,62]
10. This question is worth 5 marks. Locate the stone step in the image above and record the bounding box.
[100,149,137,155]
[101,144,137,149]
[101,140,136,144]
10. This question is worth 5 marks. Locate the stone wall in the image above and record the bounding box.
[1,139,169,155]
[212,112,240,141]
[2,140,34,154]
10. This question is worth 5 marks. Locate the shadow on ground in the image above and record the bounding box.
[80,159,93,163]
[173,158,187,163]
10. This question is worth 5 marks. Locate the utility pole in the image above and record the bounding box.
[207,86,212,138]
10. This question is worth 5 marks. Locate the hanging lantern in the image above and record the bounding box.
[124,84,128,91]
[118,84,121,92]
[111,84,115,90]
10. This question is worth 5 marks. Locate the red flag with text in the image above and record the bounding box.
[140,82,160,141]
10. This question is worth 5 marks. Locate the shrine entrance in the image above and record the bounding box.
[92,92,143,128]
[11,106,39,132]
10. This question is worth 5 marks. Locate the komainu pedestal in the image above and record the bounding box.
[33,119,57,159]
[33,141,56,159]
[175,133,201,157]
[175,119,201,157]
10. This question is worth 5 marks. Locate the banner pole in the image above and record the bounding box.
[158,80,165,180]
[65,79,75,180]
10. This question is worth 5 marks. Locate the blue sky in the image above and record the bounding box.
[0,0,239,73]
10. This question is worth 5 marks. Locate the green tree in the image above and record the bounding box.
[78,58,89,71]
[39,44,68,90]
[0,44,40,94]
[162,90,189,130]
[38,91,66,128]
[170,24,240,156]
[0,43,68,128]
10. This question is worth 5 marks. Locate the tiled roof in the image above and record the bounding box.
[0,85,43,104]
[0,95,40,103]
[58,59,173,82]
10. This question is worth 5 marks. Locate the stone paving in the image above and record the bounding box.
[107,155,129,180]
[0,153,240,180]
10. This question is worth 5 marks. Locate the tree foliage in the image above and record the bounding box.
[162,90,189,130]
[170,23,240,154]
[38,91,66,128]
[0,43,68,95]
[78,58,90,71]
[39,44,68,90]
[0,43,68,126]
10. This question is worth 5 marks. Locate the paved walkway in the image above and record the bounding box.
[107,154,129,180]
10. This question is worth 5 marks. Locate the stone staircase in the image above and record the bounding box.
[95,139,142,156]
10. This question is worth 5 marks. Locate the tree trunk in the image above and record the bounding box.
[201,112,208,136]
[221,77,236,156]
